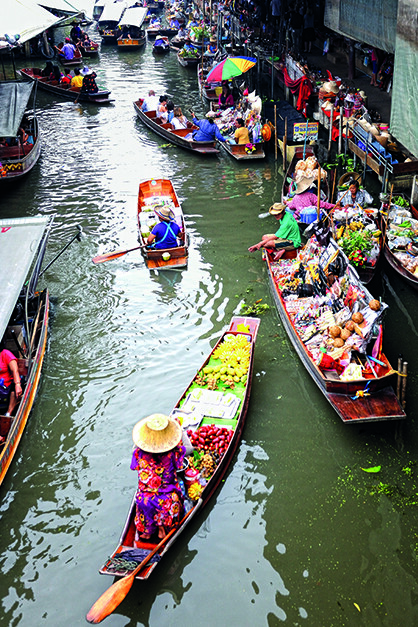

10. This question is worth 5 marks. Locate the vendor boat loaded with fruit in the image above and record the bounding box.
[263,236,405,423]
[86,316,259,624]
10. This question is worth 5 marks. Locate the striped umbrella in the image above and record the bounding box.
[206,56,257,82]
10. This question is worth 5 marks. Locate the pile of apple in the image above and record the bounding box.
[187,424,234,457]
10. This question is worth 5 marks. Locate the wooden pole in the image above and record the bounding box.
[271,49,274,100]
[401,361,408,409]
[338,111,343,154]
[317,165,321,220]
[396,355,403,399]
[328,105,333,154]
[283,117,288,171]
[274,105,277,161]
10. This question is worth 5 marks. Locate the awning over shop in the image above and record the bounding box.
[0,216,50,341]
[37,0,80,12]
[0,0,62,49]
[98,1,126,24]
[0,82,34,137]
[118,7,147,28]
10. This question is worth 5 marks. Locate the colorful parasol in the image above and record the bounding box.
[206,56,257,82]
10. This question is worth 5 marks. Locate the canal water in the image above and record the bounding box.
[1,31,418,627]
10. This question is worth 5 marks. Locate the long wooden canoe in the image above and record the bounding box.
[117,34,146,49]
[382,202,418,290]
[0,216,53,486]
[0,82,41,182]
[177,50,201,67]
[263,242,405,423]
[98,315,260,580]
[133,100,219,155]
[137,178,188,270]
[19,68,114,105]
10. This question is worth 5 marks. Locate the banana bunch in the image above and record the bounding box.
[349,221,364,231]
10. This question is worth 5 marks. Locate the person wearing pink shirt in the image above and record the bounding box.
[0,340,23,417]
[284,174,336,220]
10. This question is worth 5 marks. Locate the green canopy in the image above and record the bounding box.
[0,82,34,138]
[0,216,49,341]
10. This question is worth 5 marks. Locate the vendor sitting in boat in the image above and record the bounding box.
[284,173,336,221]
[0,339,23,417]
[189,110,226,142]
[147,205,183,249]
[248,203,301,253]
[131,413,185,540]
[234,118,250,144]
[218,83,234,110]
[335,178,373,208]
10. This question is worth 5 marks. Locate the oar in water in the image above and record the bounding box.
[92,245,147,264]
[86,499,203,624]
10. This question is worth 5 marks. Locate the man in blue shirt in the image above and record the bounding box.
[190,111,226,142]
[147,206,182,249]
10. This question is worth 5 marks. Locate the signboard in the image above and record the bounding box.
[293,122,319,142]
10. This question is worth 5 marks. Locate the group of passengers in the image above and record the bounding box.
[41,62,98,94]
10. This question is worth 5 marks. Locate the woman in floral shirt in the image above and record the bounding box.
[131,414,185,540]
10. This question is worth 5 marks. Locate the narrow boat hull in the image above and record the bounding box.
[383,204,418,290]
[117,36,146,49]
[137,178,188,270]
[19,68,114,105]
[98,316,260,580]
[0,117,41,181]
[218,140,265,161]
[133,100,219,155]
[264,250,405,423]
[0,290,49,484]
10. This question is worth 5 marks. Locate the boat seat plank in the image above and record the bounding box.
[328,387,405,423]
[0,146,32,158]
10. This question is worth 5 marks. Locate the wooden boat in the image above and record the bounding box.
[98,1,126,44]
[137,178,188,270]
[0,82,42,181]
[169,35,185,50]
[133,100,219,155]
[197,65,222,102]
[382,201,418,290]
[20,68,114,105]
[0,216,52,485]
[56,45,83,67]
[152,36,170,54]
[98,315,260,580]
[146,23,162,38]
[117,7,147,49]
[80,41,99,56]
[263,240,405,423]
[177,49,201,67]
[217,139,265,161]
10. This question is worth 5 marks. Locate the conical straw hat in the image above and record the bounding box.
[132,414,182,453]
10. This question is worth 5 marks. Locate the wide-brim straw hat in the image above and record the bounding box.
[322,80,339,94]
[132,413,182,453]
[154,205,175,221]
[81,66,92,76]
[210,36,217,43]
[295,174,315,194]
[206,110,217,118]
[269,202,286,215]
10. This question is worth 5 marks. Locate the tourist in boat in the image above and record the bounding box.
[248,203,301,252]
[218,83,234,110]
[166,100,175,122]
[70,21,83,43]
[171,106,189,129]
[157,95,168,121]
[61,69,73,85]
[234,118,250,144]
[0,340,23,417]
[41,61,54,78]
[284,174,336,220]
[130,413,185,540]
[189,110,226,142]
[70,68,83,89]
[141,89,160,112]
[147,205,183,249]
[52,65,62,82]
[80,67,99,94]
[57,38,77,61]
[335,178,373,208]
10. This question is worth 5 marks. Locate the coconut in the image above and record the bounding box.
[329,325,341,338]
[352,312,364,324]
[345,320,355,332]
[369,299,381,311]
[333,338,344,348]
[340,328,352,341]
[162,252,171,261]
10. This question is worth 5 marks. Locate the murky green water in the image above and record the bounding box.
[1,28,418,627]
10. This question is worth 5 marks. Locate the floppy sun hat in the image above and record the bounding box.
[81,66,92,76]
[295,174,315,194]
[154,205,175,221]
[132,414,182,453]
[269,202,286,215]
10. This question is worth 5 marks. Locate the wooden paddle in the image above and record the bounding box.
[92,244,147,264]
[86,499,203,624]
